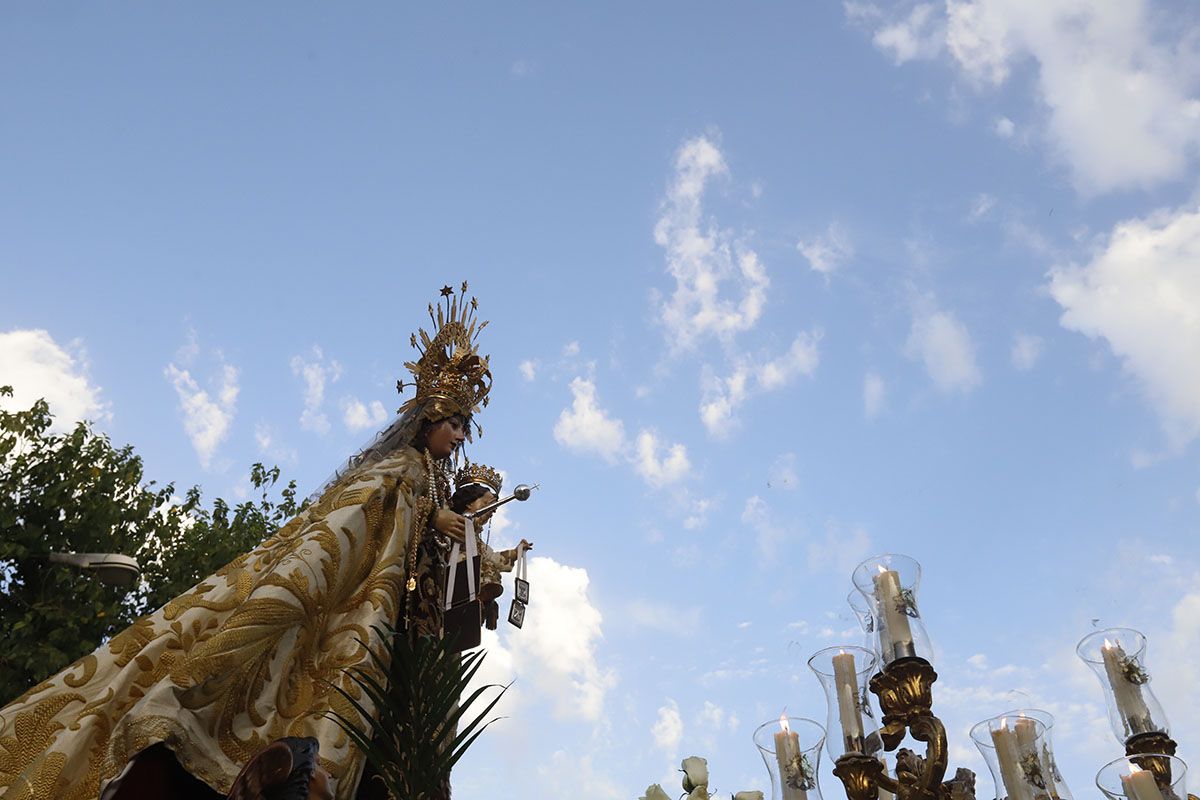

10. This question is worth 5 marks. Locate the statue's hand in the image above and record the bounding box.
[433,509,467,542]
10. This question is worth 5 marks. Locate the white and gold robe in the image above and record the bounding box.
[0,448,430,800]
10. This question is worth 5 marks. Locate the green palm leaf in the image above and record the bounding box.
[326,624,509,799]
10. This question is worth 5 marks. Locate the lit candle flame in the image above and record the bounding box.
[999,717,1009,731]
[877,565,888,574]
[779,711,790,734]
[1104,638,1115,649]
[1129,763,1145,776]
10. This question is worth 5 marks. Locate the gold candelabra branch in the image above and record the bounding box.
[1124,732,1199,800]
[833,657,974,800]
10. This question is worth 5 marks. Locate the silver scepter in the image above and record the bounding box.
[464,483,539,519]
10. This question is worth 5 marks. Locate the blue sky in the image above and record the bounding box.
[3,2,1200,797]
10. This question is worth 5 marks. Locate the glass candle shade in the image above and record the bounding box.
[847,590,884,658]
[970,711,1073,800]
[1096,755,1187,800]
[753,716,825,800]
[851,554,934,665]
[807,646,881,762]
[1077,628,1168,742]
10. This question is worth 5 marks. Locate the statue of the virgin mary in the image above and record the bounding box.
[0,283,492,800]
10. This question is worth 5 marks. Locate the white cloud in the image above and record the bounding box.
[906,309,982,393]
[797,222,855,275]
[462,560,613,738]
[165,360,239,469]
[514,556,615,721]
[699,332,820,437]
[682,494,715,530]
[554,377,626,462]
[994,116,1015,138]
[1011,333,1044,371]
[555,377,692,491]
[0,329,107,429]
[872,3,944,64]
[651,700,683,753]
[562,341,581,357]
[519,359,538,381]
[699,363,751,438]
[633,429,691,488]
[968,193,996,221]
[654,135,769,350]
[756,332,821,391]
[854,0,1200,193]
[954,0,1200,192]
[290,346,342,434]
[340,396,388,432]
[1049,206,1200,445]
[864,371,886,418]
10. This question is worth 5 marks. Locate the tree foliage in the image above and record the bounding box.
[0,387,303,706]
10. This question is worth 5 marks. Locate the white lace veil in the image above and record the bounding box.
[304,406,426,505]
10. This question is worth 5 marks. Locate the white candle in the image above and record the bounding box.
[873,568,914,660]
[991,720,1032,800]
[1120,764,1165,800]
[1102,640,1152,736]
[773,716,809,800]
[1013,716,1055,799]
[832,650,865,753]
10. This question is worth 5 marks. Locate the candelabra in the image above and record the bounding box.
[774,554,1197,800]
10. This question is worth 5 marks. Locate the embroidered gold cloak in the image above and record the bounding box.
[0,447,430,800]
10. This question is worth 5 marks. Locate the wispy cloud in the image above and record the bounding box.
[797,222,855,275]
[906,308,981,393]
[291,346,342,434]
[341,396,388,432]
[165,357,239,469]
[654,135,768,351]
[555,376,692,489]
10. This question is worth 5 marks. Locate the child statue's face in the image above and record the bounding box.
[466,491,498,525]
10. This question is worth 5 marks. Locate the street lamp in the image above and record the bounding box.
[47,552,141,587]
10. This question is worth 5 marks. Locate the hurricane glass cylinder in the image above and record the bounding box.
[753,716,825,800]
[1077,628,1168,743]
[1096,755,1187,800]
[808,646,882,763]
[851,554,934,665]
[970,710,1073,800]
[847,590,885,659]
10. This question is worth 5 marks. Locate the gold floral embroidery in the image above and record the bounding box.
[0,447,427,800]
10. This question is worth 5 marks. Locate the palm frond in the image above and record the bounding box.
[325,624,509,799]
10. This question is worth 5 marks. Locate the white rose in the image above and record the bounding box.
[686,789,710,800]
[640,784,672,800]
[734,792,765,800]
[681,756,709,791]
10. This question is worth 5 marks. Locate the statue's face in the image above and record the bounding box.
[426,416,467,459]
[466,491,498,526]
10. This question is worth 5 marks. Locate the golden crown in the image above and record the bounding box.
[398,281,492,428]
[454,461,503,495]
